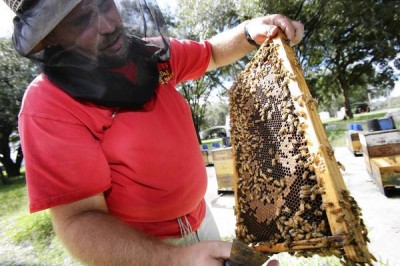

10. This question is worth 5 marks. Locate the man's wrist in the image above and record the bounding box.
[244,24,260,48]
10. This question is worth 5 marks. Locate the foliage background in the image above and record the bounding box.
[169,0,399,133]
[0,38,38,182]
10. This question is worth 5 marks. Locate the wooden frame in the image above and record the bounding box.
[229,32,373,264]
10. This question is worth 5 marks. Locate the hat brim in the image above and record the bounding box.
[13,0,82,56]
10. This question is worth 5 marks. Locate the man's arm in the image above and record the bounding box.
[207,14,304,71]
[50,193,231,265]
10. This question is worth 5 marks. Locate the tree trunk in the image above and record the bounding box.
[15,145,24,169]
[0,131,21,178]
[337,76,353,120]
[191,110,202,144]
[342,87,353,120]
[0,167,7,185]
[0,157,20,177]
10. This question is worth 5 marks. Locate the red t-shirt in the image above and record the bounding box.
[18,39,212,237]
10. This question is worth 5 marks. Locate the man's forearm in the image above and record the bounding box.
[207,21,255,71]
[206,15,304,72]
[51,210,180,265]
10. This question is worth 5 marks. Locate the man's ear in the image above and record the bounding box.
[29,33,59,55]
[43,32,59,47]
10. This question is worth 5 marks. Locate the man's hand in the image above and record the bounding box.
[182,241,232,266]
[183,242,279,266]
[245,14,304,47]
[50,193,235,265]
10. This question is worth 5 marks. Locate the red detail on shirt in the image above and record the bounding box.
[18,39,212,237]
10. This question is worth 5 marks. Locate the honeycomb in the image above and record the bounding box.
[229,34,374,265]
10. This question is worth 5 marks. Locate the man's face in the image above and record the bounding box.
[47,0,129,66]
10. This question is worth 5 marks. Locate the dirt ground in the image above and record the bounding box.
[205,146,400,265]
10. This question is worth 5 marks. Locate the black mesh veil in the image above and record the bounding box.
[10,0,171,109]
[117,0,170,61]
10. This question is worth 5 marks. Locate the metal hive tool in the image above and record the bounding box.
[229,32,374,265]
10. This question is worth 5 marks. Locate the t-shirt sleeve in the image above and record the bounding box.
[19,95,112,213]
[168,38,212,84]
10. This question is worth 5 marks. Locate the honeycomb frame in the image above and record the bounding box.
[229,31,374,265]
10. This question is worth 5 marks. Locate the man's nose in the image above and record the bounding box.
[97,15,115,35]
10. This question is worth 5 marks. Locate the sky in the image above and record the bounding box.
[0,1,399,97]
[0,1,14,38]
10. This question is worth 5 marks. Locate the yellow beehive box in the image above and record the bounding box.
[370,155,400,196]
[345,131,362,156]
[359,129,400,174]
[201,150,209,165]
[212,147,234,193]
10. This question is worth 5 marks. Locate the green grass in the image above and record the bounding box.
[0,175,27,216]
[7,211,54,248]
[0,175,80,265]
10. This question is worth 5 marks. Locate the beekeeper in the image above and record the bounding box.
[5,0,303,264]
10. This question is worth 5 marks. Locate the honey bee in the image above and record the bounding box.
[318,220,327,232]
[306,96,318,107]
[294,210,304,217]
[301,149,312,158]
[312,232,324,238]
[329,249,343,258]
[292,94,303,102]
[281,79,290,88]
[293,215,304,223]
[330,208,343,215]
[314,210,323,216]
[278,127,287,135]
[268,148,274,155]
[321,201,334,210]
[296,110,307,118]
[273,180,281,187]
[336,214,346,223]
[293,154,301,160]
[257,178,265,183]
[309,175,317,180]
[310,193,317,201]
[296,233,305,240]
[283,206,292,214]
[284,218,294,227]
[337,161,346,171]
[302,171,310,180]
[279,216,287,223]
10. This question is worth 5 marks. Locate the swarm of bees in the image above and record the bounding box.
[229,36,374,265]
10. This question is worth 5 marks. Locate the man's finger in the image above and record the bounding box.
[270,14,296,41]
[290,20,304,46]
[265,259,279,266]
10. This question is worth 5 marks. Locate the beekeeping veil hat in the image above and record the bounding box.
[5,0,81,55]
[5,0,171,109]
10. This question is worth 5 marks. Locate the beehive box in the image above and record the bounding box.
[359,129,400,174]
[212,147,234,193]
[229,32,374,264]
[202,150,209,165]
[370,155,400,196]
[345,131,362,156]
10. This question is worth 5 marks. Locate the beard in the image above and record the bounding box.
[96,27,131,68]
